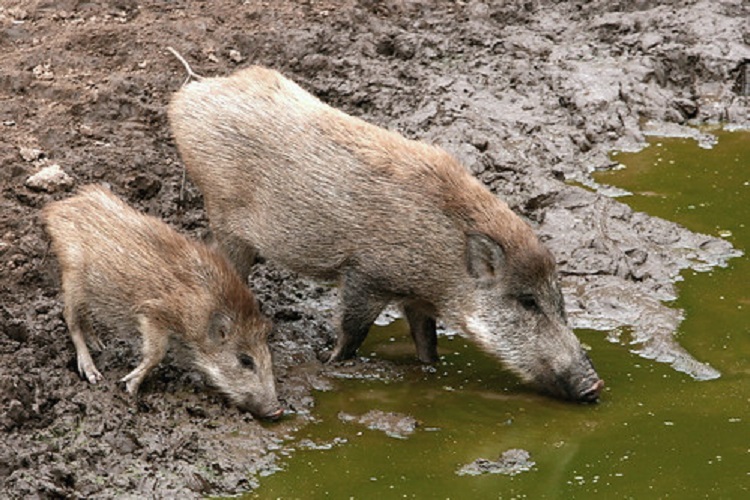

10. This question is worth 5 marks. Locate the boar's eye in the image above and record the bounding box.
[238,353,256,370]
[518,294,540,312]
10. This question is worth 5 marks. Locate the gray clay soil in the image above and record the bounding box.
[1,0,747,497]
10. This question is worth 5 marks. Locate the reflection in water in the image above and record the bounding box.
[249,131,749,498]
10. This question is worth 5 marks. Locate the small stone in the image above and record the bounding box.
[25,164,75,193]
[19,147,43,162]
[79,124,95,137]
[7,7,29,20]
[228,49,245,63]
[32,63,54,81]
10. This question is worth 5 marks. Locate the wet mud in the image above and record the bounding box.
[338,410,420,439]
[1,0,747,497]
[456,449,535,477]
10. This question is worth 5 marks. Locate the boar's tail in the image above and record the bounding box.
[166,46,203,85]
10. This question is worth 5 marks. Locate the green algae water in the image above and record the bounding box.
[249,131,750,499]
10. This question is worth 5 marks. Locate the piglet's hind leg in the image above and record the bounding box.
[73,329,103,384]
[63,282,103,384]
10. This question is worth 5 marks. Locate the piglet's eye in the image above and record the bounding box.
[518,294,540,312]
[238,353,256,370]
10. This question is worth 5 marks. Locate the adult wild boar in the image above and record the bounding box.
[168,64,604,402]
[43,185,282,418]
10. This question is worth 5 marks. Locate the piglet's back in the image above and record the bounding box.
[44,185,192,269]
[42,185,221,323]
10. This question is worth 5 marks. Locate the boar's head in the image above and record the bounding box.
[461,233,604,403]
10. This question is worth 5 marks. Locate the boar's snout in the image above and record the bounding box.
[545,352,604,404]
[579,379,605,403]
[543,371,604,404]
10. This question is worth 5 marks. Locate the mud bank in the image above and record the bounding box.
[1,0,747,497]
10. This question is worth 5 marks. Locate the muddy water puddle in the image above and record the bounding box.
[247,131,749,498]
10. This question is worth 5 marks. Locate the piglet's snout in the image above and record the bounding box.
[579,378,605,403]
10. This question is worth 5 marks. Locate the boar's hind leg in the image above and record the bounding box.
[62,280,103,384]
[404,305,439,363]
[121,315,169,395]
[328,273,389,362]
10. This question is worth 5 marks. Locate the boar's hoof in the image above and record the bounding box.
[417,352,440,364]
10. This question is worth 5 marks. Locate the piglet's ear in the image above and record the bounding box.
[466,233,505,285]
[208,311,232,343]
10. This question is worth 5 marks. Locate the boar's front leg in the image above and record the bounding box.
[328,271,389,362]
[403,304,439,363]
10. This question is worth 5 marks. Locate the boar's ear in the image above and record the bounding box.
[208,311,233,343]
[466,233,505,285]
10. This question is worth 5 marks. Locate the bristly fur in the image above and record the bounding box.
[42,184,280,416]
[168,63,602,402]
